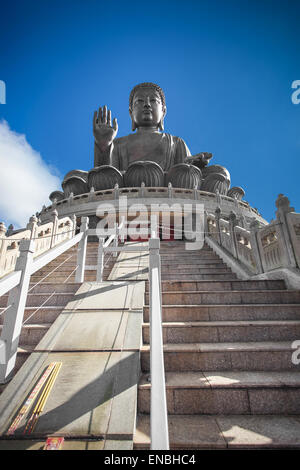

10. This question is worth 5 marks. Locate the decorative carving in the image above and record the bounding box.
[166,163,202,190]
[202,165,231,195]
[87,165,123,191]
[62,176,89,197]
[49,191,65,203]
[124,161,164,187]
[227,186,245,201]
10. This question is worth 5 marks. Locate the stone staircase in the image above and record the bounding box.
[0,242,114,393]
[134,241,300,449]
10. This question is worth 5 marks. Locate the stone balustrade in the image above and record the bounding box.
[0,213,77,278]
[205,194,300,278]
[40,184,265,227]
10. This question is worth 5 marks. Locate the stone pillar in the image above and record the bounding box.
[89,186,96,202]
[26,215,38,240]
[114,183,120,200]
[71,214,77,237]
[0,222,7,277]
[50,210,59,248]
[249,218,264,274]
[228,211,238,259]
[0,239,34,383]
[214,207,222,245]
[275,194,297,268]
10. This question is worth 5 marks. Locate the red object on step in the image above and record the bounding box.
[43,437,64,450]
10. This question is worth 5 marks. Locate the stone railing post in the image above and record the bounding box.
[0,222,7,277]
[50,210,58,248]
[0,239,35,383]
[114,183,120,200]
[89,186,95,202]
[214,207,222,245]
[71,214,77,237]
[139,182,146,198]
[75,217,89,283]
[26,215,38,240]
[228,211,238,259]
[249,219,264,274]
[275,194,297,268]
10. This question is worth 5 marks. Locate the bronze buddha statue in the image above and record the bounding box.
[57,82,236,199]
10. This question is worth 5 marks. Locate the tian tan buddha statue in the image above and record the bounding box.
[57,83,244,200]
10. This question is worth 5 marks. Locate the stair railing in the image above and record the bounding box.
[0,217,87,384]
[148,233,169,450]
[205,194,300,280]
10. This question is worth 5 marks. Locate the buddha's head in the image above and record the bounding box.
[129,82,167,132]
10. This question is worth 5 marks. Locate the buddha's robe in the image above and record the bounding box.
[105,132,191,172]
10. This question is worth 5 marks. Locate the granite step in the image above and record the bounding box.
[161,259,225,266]
[138,371,300,415]
[0,306,64,325]
[0,324,52,345]
[161,267,232,274]
[145,290,300,305]
[0,293,76,308]
[160,254,223,262]
[143,304,300,322]
[134,414,300,449]
[27,282,81,294]
[161,264,232,274]
[141,342,298,371]
[161,274,238,281]
[142,320,300,343]
[145,280,286,292]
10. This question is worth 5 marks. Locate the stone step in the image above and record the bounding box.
[142,320,300,343]
[161,274,238,281]
[145,280,286,292]
[28,282,80,294]
[0,306,64,325]
[160,255,223,262]
[0,324,52,345]
[140,342,298,371]
[0,293,75,308]
[138,371,300,415]
[145,290,300,306]
[161,267,231,274]
[134,414,300,449]
[143,304,300,322]
[161,259,225,265]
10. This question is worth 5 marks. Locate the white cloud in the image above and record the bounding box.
[0,120,61,228]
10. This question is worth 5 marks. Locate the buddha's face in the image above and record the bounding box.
[130,87,166,130]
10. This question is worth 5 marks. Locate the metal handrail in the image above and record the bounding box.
[148,234,169,450]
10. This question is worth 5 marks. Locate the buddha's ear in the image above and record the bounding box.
[159,106,167,131]
[129,107,137,131]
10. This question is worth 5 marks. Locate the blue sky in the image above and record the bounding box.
[0,0,299,226]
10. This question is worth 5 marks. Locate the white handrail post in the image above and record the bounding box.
[96,237,104,282]
[149,235,169,450]
[75,217,89,283]
[0,239,35,383]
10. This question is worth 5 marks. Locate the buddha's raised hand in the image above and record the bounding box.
[93,106,118,148]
